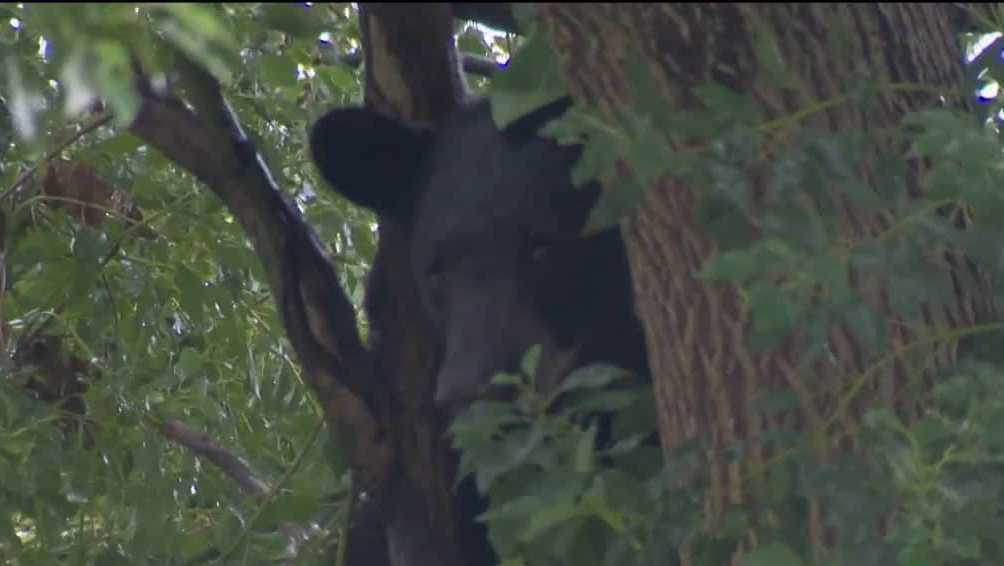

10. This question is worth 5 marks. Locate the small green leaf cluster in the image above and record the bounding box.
[451,347,671,566]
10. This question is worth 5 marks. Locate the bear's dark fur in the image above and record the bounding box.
[311,99,647,407]
[310,98,649,564]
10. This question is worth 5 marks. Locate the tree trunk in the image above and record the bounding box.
[537,3,993,560]
[352,5,491,566]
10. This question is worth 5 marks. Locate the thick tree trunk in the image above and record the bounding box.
[352,5,489,566]
[537,3,993,560]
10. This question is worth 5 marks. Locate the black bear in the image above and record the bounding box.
[310,98,648,411]
[310,98,649,565]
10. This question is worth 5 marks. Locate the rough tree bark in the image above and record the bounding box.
[536,2,994,561]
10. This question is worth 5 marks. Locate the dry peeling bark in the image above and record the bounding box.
[536,2,994,559]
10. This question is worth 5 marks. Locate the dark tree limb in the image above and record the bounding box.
[354,5,483,566]
[127,46,393,505]
[363,3,466,120]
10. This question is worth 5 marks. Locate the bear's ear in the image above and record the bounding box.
[310,108,433,215]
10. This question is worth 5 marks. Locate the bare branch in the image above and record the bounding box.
[159,418,269,496]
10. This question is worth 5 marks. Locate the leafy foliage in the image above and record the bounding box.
[5,3,1004,566]
[1,4,391,564]
[451,349,671,566]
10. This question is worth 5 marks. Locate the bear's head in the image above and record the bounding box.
[310,99,647,413]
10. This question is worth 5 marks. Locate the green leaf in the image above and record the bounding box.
[762,203,828,254]
[624,44,672,134]
[842,303,887,352]
[91,548,133,566]
[694,83,761,130]
[89,132,144,157]
[584,176,646,235]
[568,125,617,187]
[562,390,641,415]
[555,364,631,396]
[451,401,523,446]
[747,280,803,351]
[627,119,672,187]
[158,3,232,44]
[519,501,584,542]
[749,20,792,88]
[747,389,800,419]
[574,425,597,473]
[609,387,658,443]
[174,265,205,320]
[72,225,105,263]
[805,131,859,180]
[744,542,806,566]
[259,494,320,525]
[807,254,849,304]
[490,33,566,130]
[260,4,324,38]
[154,4,236,84]
[258,53,298,89]
[521,345,542,377]
[491,372,525,388]
[843,179,885,211]
[175,347,202,382]
[702,248,762,282]
[92,40,140,126]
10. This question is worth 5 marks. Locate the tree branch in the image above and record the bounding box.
[127,50,393,501]
[159,418,270,496]
[350,5,481,565]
